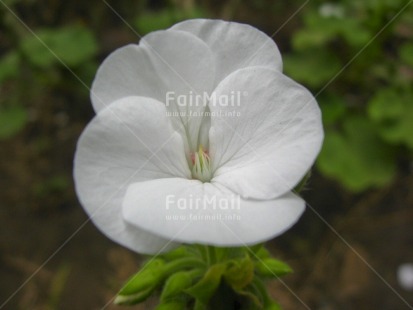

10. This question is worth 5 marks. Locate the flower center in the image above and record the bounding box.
[191,145,212,182]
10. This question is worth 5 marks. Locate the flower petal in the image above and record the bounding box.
[91,30,215,151]
[170,19,282,86]
[209,67,324,200]
[122,178,305,246]
[74,96,191,254]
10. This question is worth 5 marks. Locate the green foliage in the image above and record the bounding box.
[0,20,99,139]
[161,270,200,301]
[185,263,226,304]
[120,259,165,295]
[317,116,396,191]
[255,258,292,278]
[283,50,341,88]
[0,52,19,82]
[400,43,413,67]
[136,7,206,34]
[319,95,347,125]
[0,105,27,139]
[292,10,370,49]
[20,25,98,68]
[224,256,255,290]
[155,300,188,310]
[115,245,291,309]
[0,0,20,5]
[33,175,70,197]
[368,87,413,148]
[116,259,166,305]
[286,0,413,192]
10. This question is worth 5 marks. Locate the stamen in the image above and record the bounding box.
[191,145,212,182]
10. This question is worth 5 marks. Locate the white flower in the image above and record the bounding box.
[74,19,323,254]
[397,263,413,291]
[319,3,345,18]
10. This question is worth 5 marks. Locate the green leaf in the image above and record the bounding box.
[293,12,339,49]
[185,263,226,304]
[319,95,347,125]
[33,175,69,197]
[21,25,97,68]
[317,116,396,191]
[293,10,370,50]
[0,105,28,139]
[255,258,292,278]
[136,9,175,34]
[336,19,370,47]
[400,43,413,67]
[368,87,413,148]
[136,7,205,34]
[363,0,407,10]
[283,50,341,88]
[292,28,330,50]
[0,52,20,82]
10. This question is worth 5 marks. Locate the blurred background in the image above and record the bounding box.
[1,0,412,309]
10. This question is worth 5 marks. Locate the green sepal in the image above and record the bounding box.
[224,256,255,290]
[252,277,282,310]
[114,245,291,308]
[185,263,226,304]
[118,259,165,296]
[161,269,202,302]
[252,246,271,260]
[114,285,155,305]
[255,258,292,278]
[194,299,208,310]
[232,285,263,309]
[115,256,205,305]
[225,246,246,260]
[294,170,312,193]
[161,246,192,261]
[155,300,188,310]
[248,244,264,255]
[263,301,282,310]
